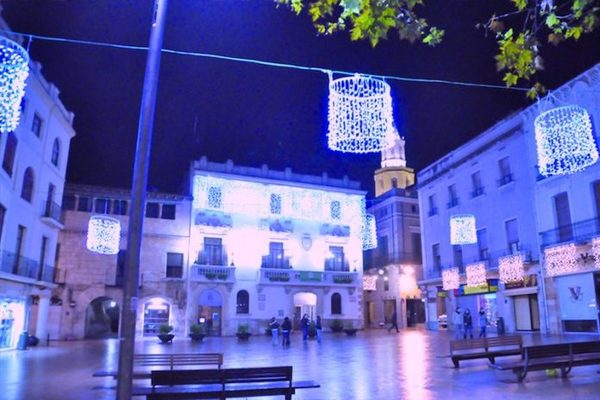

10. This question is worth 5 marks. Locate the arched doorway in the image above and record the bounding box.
[143,298,171,336]
[198,289,223,336]
[293,292,317,330]
[84,297,119,339]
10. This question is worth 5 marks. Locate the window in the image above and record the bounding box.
[21,167,34,202]
[411,233,422,263]
[202,237,224,265]
[166,252,183,278]
[161,204,176,220]
[391,177,398,188]
[447,184,458,208]
[477,229,489,260]
[498,157,513,186]
[377,236,389,260]
[146,202,159,218]
[38,236,48,281]
[428,194,437,216]
[14,225,26,274]
[116,250,126,286]
[0,203,6,244]
[453,245,463,272]
[77,196,91,212]
[270,193,281,215]
[45,183,55,217]
[326,246,346,271]
[236,290,249,314]
[264,241,287,269]
[384,277,389,291]
[432,244,441,272]
[505,218,520,253]
[62,195,76,210]
[554,192,573,242]
[94,198,111,213]
[51,138,60,166]
[207,186,222,209]
[411,205,418,213]
[331,293,342,315]
[112,199,128,215]
[2,131,17,176]
[594,181,600,218]
[32,113,43,137]
[471,171,484,197]
[330,200,341,220]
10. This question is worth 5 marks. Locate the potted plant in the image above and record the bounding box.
[189,323,206,342]
[344,322,358,336]
[157,324,175,343]
[329,318,344,333]
[236,323,251,340]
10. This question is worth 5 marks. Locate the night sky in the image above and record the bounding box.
[3,1,599,196]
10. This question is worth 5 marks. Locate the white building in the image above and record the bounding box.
[418,63,600,335]
[0,22,76,349]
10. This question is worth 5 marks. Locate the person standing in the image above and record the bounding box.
[301,314,310,341]
[452,307,463,340]
[269,317,280,346]
[315,315,323,343]
[478,308,487,338]
[281,317,291,348]
[463,308,474,339]
[388,311,399,333]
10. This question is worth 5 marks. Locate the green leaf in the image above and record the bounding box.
[503,73,519,86]
[511,0,527,11]
[545,13,559,28]
[565,26,583,39]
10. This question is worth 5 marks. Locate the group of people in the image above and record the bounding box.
[269,314,323,347]
[452,306,487,339]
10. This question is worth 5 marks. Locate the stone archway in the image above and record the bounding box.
[292,292,317,330]
[84,297,120,339]
[197,289,223,336]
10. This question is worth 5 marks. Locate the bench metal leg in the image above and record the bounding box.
[487,356,496,364]
[514,368,527,382]
[452,358,459,368]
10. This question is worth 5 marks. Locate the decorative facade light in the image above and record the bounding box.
[362,275,377,291]
[498,253,525,284]
[466,262,487,287]
[591,237,600,270]
[442,268,460,291]
[362,213,377,250]
[544,243,577,277]
[0,36,29,133]
[86,215,121,255]
[534,105,598,177]
[327,73,394,153]
[450,214,477,245]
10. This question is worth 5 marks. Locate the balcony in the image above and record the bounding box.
[189,264,235,283]
[363,251,422,270]
[540,217,600,248]
[196,246,228,267]
[428,207,438,217]
[41,200,64,228]
[446,198,459,209]
[471,187,485,198]
[258,268,358,287]
[324,259,350,272]
[497,173,514,187]
[0,251,55,283]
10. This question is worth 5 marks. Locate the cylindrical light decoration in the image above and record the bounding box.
[327,73,394,153]
[0,36,29,133]
[362,275,377,291]
[535,105,599,177]
[442,268,460,291]
[498,254,524,284]
[87,215,121,255]
[450,214,477,245]
[591,237,600,270]
[466,262,487,287]
[544,243,577,277]
[362,213,377,250]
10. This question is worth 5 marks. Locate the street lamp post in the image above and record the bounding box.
[116,0,168,399]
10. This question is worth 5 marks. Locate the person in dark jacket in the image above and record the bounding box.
[281,317,291,347]
[388,311,399,333]
[315,315,323,343]
[301,314,310,340]
[463,308,474,339]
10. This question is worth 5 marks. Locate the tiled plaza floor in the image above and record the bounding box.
[1,327,599,400]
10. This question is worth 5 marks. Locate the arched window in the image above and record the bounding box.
[236,290,249,314]
[21,167,34,202]
[391,177,398,188]
[1,131,17,176]
[51,138,60,167]
[331,292,342,315]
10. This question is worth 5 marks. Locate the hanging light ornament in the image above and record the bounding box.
[87,215,121,254]
[327,73,394,153]
[362,275,377,291]
[362,213,377,250]
[466,262,487,287]
[450,214,477,245]
[0,36,29,133]
[534,105,598,177]
[591,237,600,270]
[544,243,577,277]
[442,268,460,290]
[498,253,524,284]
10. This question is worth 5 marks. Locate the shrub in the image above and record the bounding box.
[158,324,173,334]
[237,323,249,334]
[190,323,205,334]
[329,319,343,333]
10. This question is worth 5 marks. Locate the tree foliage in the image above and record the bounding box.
[276,0,600,98]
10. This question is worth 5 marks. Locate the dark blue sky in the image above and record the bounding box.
[4,1,599,195]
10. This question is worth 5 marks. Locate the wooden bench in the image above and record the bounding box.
[492,340,600,381]
[450,335,523,368]
[131,365,320,399]
[93,353,223,380]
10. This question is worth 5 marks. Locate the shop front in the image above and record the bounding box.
[454,279,499,332]
[504,274,540,331]
[0,298,25,350]
[554,271,599,333]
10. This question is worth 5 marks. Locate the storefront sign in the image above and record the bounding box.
[504,274,538,290]
[454,279,498,296]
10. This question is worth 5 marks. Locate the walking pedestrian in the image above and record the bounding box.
[387,311,399,333]
[281,317,291,347]
[269,317,280,345]
[463,308,474,339]
[301,314,310,341]
[315,315,323,343]
[452,306,463,340]
[478,308,487,338]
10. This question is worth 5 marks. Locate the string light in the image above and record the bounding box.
[362,213,377,250]
[535,105,598,177]
[0,36,29,133]
[498,253,524,284]
[591,237,600,270]
[544,243,577,277]
[86,215,121,254]
[442,268,460,290]
[466,262,487,287]
[450,214,477,245]
[327,74,394,153]
[362,275,377,291]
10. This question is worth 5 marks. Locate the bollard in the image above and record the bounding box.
[16,331,28,350]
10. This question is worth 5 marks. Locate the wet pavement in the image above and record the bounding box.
[1,328,599,400]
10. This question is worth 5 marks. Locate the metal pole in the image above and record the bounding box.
[117,0,168,398]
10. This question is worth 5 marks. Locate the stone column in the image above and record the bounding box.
[35,294,51,344]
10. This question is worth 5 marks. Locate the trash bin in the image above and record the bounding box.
[497,317,505,335]
[16,331,29,350]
